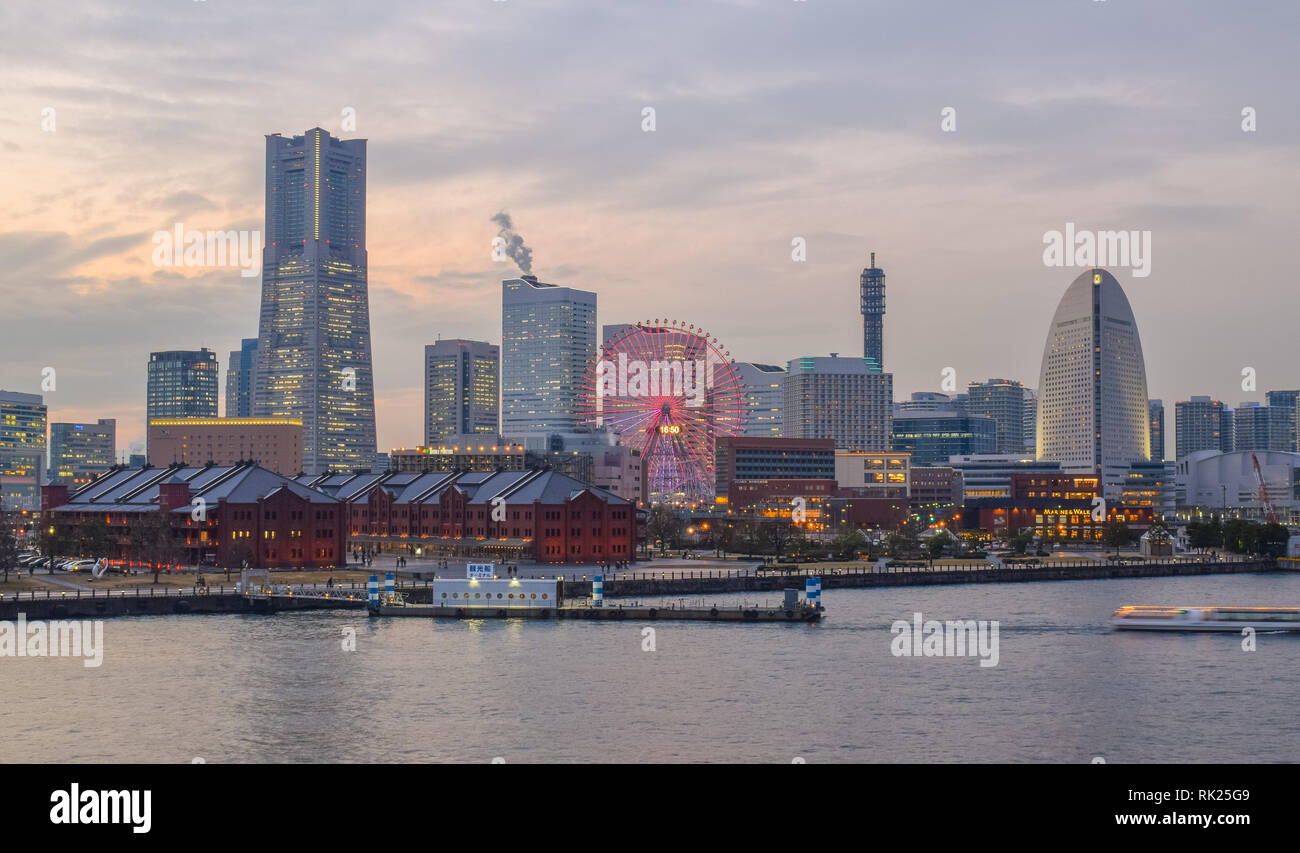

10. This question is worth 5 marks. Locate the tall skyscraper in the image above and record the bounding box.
[860,253,885,370]
[147,349,219,421]
[736,362,786,437]
[783,355,893,452]
[1175,396,1233,459]
[49,419,116,485]
[501,275,596,435]
[253,128,376,474]
[966,378,1032,454]
[226,337,258,418]
[0,390,47,510]
[1035,269,1150,474]
[1148,399,1165,461]
[424,339,500,445]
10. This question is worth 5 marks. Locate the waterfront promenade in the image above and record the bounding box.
[0,555,1278,620]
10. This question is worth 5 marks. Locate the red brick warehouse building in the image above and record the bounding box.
[42,462,346,569]
[297,468,638,565]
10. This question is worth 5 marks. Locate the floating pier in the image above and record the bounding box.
[366,574,825,623]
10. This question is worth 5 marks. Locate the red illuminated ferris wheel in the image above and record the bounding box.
[580,320,747,504]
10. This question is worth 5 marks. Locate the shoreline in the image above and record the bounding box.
[0,556,1282,621]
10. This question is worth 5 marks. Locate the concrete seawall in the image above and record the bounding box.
[0,592,364,621]
[0,558,1279,620]
[557,558,1280,599]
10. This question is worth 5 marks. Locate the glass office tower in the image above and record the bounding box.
[253,128,376,474]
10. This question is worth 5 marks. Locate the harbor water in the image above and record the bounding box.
[3,572,1298,763]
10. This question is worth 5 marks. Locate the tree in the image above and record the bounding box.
[1146,516,1172,545]
[886,518,924,558]
[0,514,20,583]
[1102,521,1131,555]
[646,505,684,553]
[1186,518,1222,551]
[926,531,952,565]
[1256,522,1289,558]
[764,521,794,561]
[76,516,112,560]
[129,513,177,583]
[830,525,866,560]
[1221,518,1256,554]
[39,520,74,573]
[1007,528,1035,556]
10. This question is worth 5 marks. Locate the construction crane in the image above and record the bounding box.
[1251,453,1281,525]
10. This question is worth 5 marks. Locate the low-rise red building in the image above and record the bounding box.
[297,468,638,565]
[43,462,346,569]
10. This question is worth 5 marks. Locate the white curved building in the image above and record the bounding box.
[1036,269,1150,474]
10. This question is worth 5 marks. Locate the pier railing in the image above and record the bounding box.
[0,555,1268,603]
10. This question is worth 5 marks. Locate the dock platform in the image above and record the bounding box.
[370,602,824,623]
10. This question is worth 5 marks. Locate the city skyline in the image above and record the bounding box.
[2,1,1298,457]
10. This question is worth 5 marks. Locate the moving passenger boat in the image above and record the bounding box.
[1111,605,1300,632]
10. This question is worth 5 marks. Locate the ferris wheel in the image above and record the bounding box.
[580,320,748,504]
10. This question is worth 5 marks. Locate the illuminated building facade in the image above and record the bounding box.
[1035,269,1150,480]
[1175,396,1233,459]
[966,378,1033,454]
[956,472,1153,540]
[890,413,996,466]
[43,463,346,570]
[299,468,638,565]
[147,418,303,475]
[254,128,376,474]
[714,437,836,501]
[391,442,526,474]
[424,339,499,446]
[736,362,785,437]
[834,451,910,499]
[502,275,596,434]
[1148,399,1165,461]
[226,338,258,418]
[782,355,893,452]
[49,419,116,486]
[0,390,47,511]
[147,349,219,422]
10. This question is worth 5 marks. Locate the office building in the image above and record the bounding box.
[502,275,596,434]
[424,339,500,446]
[1035,269,1150,475]
[253,128,377,474]
[1148,399,1165,461]
[782,355,893,452]
[49,419,116,486]
[226,338,258,418]
[895,392,958,415]
[966,378,1032,454]
[890,412,997,466]
[147,417,304,475]
[948,453,1061,502]
[391,442,527,474]
[147,349,219,422]
[834,451,910,499]
[736,362,785,437]
[0,390,47,510]
[1175,396,1233,459]
[1231,403,1294,453]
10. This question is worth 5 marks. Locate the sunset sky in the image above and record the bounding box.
[2,0,1297,458]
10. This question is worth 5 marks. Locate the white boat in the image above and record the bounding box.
[1111,605,1300,632]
